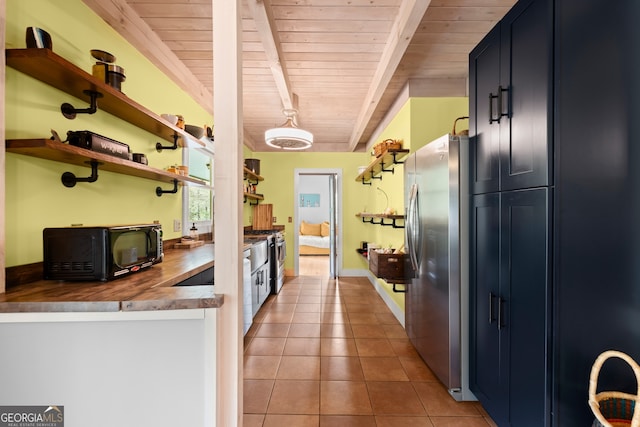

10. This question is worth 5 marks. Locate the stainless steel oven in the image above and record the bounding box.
[244,229,285,294]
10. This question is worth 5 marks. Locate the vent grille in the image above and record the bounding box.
[48,261,93,272]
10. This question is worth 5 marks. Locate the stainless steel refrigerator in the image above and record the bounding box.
[404,133,474,401]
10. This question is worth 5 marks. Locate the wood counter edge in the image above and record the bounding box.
[0,245,224,313]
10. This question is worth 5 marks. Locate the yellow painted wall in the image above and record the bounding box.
[363,97,468,308]
[241,151,370,271]
[244,98,468,311]
[5,0,212,266]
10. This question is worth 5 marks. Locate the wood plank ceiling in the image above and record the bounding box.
[83,0,516,152]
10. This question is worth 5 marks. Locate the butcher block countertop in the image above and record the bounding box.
[0,243,228,313]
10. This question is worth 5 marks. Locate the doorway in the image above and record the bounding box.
[293,169,342,278]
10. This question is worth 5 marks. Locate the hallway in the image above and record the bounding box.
[243,275,496,426]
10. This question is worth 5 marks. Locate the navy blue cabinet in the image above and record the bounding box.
[470,189,551,426]
[469,0,553,424]
[469,0,552,195]
[553,0,640,425]
[470,193,504,416]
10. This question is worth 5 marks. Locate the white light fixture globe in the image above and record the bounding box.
[265,109,313,150]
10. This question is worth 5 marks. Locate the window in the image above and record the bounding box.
[183,146,214,235]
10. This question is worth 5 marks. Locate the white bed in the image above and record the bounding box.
[299,235,330,255]
[298,221,331,255]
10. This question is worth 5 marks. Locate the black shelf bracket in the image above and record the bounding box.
[361,216,380,225]
[389,151,405,165]
[244,196,261,205]
[155,179,179,197]
[391,282,407,293]
[380,161,395,174]
[61,90,103,119]
[359,216,405,228]
[381,218,405,228]
[156,133,179,152]
[61,160,101,187]
[360,176,372,186]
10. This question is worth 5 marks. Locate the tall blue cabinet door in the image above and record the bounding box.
[469,193,506,420]
[469,25,501,195]
[499,0,553,191]
[501,188,551,426]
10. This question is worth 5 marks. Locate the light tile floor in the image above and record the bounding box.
[243,275,497,427]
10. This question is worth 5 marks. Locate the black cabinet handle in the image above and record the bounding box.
[499,85,510,119]
[489,92,500,123]
[489,86,510,124]
[489,292,497,323]
[498,297,506,330]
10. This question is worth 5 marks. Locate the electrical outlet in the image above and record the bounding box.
[173,219,181,232]
[273,217,277,223]
[288,217,292,223]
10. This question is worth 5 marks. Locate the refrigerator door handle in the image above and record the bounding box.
[407,183,419,271]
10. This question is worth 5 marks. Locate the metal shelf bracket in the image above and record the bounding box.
[61,160,101,187]
[156,179,179,196]
[156,133,179,152]
[61,90,103,119]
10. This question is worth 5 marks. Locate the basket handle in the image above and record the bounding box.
[452,116,469,135]
[589,350,640,427]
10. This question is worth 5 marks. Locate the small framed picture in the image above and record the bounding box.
[300,193,320,208]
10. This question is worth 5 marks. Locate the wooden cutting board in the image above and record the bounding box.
[253,204,273,230]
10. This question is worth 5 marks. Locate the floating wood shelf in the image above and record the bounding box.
[243,192,264,205]
[356,213,405,228]
[5,48,204,149]
[6,138,210,188]
[355,148,410,184]
[243,166,264,182]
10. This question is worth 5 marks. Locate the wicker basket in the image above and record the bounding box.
[373,139,403,157]
[589,350,640,427]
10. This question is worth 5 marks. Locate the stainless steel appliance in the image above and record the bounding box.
[245,229,285,294]
[404,134,473,401]
[247,239,270,316]
[43,223,163,281]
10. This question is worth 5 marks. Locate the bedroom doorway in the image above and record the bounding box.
[293,169,342,278]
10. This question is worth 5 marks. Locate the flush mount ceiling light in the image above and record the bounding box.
[265,109,313,150]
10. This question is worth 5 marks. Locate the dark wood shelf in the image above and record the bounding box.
[6,138,210,188]
[6,48,204,149]
[355,148,410,184]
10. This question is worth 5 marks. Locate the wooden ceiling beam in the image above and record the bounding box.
[347,0,433,151]
[247,0,294,116]
[81,0,214,115]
